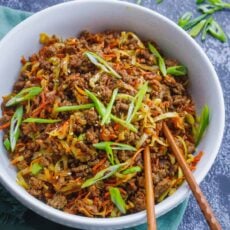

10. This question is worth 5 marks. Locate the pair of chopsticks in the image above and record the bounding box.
[143,122,221,230]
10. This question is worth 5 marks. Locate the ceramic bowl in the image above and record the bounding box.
[0,0,225,229]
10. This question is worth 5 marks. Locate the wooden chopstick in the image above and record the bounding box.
[162,122,221,230]
[144,146,157,230]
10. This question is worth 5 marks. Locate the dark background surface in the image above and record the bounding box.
[0,0,229,229]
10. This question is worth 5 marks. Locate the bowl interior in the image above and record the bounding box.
[0,1,224,229]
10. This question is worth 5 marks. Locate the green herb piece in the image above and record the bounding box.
[195,105,210,146]
[102,88,118,125]
[81,163,126,188]
[84,51,121,79]
[109,187,126,214]
[166,66,188,76]
[196,0,205,4]
[127,82,148,123]
[208,19,228,42]
[94,142,136,165]
[3,138,11,151]
[183,14,208,31]
[189,19,207,37]
[202,17,213,41]
[122,166,142,175]
[85,90,106,118]
[10,106,23,151]
[148,43,166,76]
[55,103,94,112]
[156,0,163,3]
[198,4,223,14]
[110,115,137,132]
[6,87,42,107]
[208,0,230,8]
[31,163,43,175]
[94,142,136,151]
[178,12,193,28]
[23,118,61,123]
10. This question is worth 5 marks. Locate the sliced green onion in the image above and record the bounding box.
[208,0,230,8]
[31,163,43,175]
[195,105,210,146]
[178,12,193,28]
[81,163,126,188]
[6,87,42,107]
[109,187,126,214]
[85,90,106,118]
[55,103,94,112]
[94,142,136,151]
[111,115,137,132]
[198,4,223,14]
[94,142,136,165]
[189,19,207,38]
[148,43,166,76]
[3,138,11,151]
[166,66,188,76]
[202,17,213,41]
[183,14,208,31]
[84,51,121,79]
[10,106,23,151]
[127,82,148,123]
[196,0,205,4]
[208,19,228,42]
[122,166,142,175]
[23,118,61,123]
[102,88,118,125]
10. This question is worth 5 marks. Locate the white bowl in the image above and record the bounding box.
[0,0,225,229]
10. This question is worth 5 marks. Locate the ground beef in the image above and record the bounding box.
[155,178,171,199]
[47,194,67,210]
[85,128,99,144]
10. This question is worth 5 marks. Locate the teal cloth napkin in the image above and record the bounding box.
[0,6,188,230]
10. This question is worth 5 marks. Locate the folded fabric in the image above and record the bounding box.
[0,5,188,230]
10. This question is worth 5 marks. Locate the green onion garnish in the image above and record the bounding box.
[93,142,136,165]
[111,115,137,132]
[195,105,210,146]
[3,138,11,151]
[10,106,23,151]
[189,19,207,38]
[81,163,126,188]
[85,90,106,118]
[23,118,61,123]
[6,87,42,107]
[198,4,223,14]
[102,88,118,125]
[166,66,188,76]
[148,43,166,77]
[109,187,126,214]
[208,19,228,42]
[122,166,142,175]
[183,14,208,31]
[55,103,94,112]
[31,163,43,175]
[201,17,213,41]
[178,12,193,28]
[84,51,121,79]
[196,0,205,4]
[127,82,148,123]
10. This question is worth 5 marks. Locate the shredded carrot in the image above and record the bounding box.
[0,121,10,130]
[31,92,48,116]
[92,158,107,174]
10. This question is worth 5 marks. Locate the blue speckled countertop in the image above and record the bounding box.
[0,0,229,229]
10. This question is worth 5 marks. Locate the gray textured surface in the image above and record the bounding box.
[0,0,229,229]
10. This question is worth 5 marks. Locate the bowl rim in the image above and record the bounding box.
[0,0,225,228]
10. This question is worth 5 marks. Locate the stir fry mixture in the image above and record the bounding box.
[0,31,209,217]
